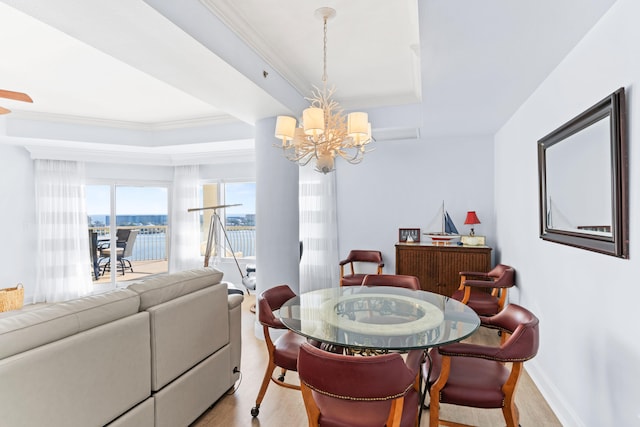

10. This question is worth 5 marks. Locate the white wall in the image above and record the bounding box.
[0,143,36,297]
[336,134,496,272]
[495,0,639,425]
[86,162,173,182]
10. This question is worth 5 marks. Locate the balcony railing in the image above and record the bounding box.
[91,225,256,261]
[90,226,168,261]
[224,226,256,258]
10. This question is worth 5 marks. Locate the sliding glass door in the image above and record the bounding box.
[87,184,168,289]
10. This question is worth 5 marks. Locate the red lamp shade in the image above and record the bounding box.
[464,211,481,225]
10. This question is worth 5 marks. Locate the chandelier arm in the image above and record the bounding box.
[336,148,363,161]
[285,150,314,165]
[298,155,315,166]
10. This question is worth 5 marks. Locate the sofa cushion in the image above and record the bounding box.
[0,288,140,359]
[127,267,224,311]
[146,284,229,391]
[153,348,232,427]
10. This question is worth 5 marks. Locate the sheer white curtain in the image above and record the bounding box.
[299,164,340,292]
[169,165,202,272]
[33,160,92,303]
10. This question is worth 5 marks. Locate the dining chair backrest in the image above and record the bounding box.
[298,341,422,427]
[361,274,421,290]
[486,263,515,287]
[481,303,539,359]
[453,263,516,316]
[257,284,296,329]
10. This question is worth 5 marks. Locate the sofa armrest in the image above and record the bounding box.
[228,294,244,310]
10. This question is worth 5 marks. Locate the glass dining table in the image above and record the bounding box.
[278,285,480,355]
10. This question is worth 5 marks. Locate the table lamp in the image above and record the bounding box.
[464,211,481,236]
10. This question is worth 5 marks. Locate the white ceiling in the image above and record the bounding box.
[0,0,618,142]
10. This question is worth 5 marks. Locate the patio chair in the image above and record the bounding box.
[99,229,139,276]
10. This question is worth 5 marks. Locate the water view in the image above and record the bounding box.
[89,215,256,261]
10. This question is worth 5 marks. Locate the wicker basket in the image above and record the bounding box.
[0,283,24,312]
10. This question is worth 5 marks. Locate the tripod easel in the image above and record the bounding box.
[187,204,248,291]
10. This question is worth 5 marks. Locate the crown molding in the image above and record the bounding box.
[199,0,309,95]
[23,139,255,166]
[9,110,238,131]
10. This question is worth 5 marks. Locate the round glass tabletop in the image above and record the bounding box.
[279,286,480,352]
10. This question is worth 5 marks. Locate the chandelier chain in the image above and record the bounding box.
[322,16,328,84]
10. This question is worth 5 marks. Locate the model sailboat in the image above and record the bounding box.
[424,201,460,243]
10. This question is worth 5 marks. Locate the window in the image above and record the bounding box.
[199,181,256,260]
[87,184,168,288]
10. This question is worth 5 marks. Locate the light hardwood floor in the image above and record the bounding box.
[192,294,562,427]
[93,260,168,284]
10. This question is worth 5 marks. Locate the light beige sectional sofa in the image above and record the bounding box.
[0,267,243,427]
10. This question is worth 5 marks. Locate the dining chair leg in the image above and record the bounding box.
[502,398,520,427]
[278,367,287,382]
[251,359,276,417]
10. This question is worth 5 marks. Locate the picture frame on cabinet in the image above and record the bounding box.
[399,228,420,243]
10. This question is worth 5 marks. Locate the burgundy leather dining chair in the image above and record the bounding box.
[298,341,423,427]
[339,250,384,286]
[451,263,515,316]
[251,284,306,417]
[423,303,539,427]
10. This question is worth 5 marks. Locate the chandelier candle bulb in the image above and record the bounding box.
[347,112,369,138]
[275,116,296,144]
[303,107,324,136]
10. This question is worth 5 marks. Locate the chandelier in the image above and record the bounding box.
[274,7,373,174]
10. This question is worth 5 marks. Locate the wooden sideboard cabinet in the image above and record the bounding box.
[395,243,492,296]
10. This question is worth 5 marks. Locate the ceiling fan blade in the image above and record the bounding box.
[0,89,33,103]
[0,106,11,114]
